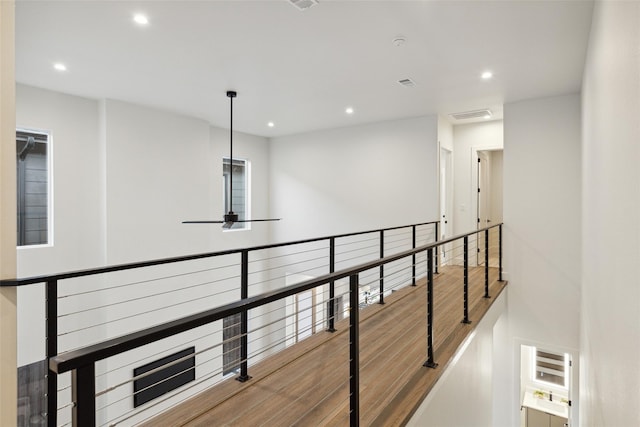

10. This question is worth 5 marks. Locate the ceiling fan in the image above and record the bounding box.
[183,90,280,229]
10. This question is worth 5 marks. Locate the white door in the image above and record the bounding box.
[439,148,452,264]
[477,151,491,264]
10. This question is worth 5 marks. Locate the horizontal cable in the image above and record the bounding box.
[334,249,379,266]
[248,261,331,289]
[60,284,238,319]
[59,289,243,338]
[334,242,379,258]
[58,263,238,299]
[247,245,328,264]
[57,384,71,393]
[334,235,378,248]
[247,253,329,277]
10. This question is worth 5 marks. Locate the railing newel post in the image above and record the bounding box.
[434,221,439,274]
[412,225,417,286]
[237,250,251,382]
[72,363,95,427]
[462,236,471,324]
[328,237,336,332]
[349,273,360,426]
[378,230,384,305]
[499,224,504,282]
[484,228,490,299]
[423,248,438,369]
[46,279,58,427]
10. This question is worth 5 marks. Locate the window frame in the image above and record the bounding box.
[16,128,53,248]
[222,157,250,232]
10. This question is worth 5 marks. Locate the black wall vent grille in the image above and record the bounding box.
[133,347,195,408]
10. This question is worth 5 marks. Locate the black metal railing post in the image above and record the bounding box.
[46,280,57,427]
[499,224,504,282]
[349,273,360,426]
[328,237,337,332]
[378,230,385,304]
[72,364,95,427]
[434,221,439,274]
[412,225,417,286]
[423,248,438,369]
[237,250,251,382]
[462,236,471,324]
[484,229,490,299]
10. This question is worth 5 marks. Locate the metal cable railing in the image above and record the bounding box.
[2,221,441,426]
[42,223,503,426]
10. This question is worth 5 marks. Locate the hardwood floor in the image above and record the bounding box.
[140,265,506,427]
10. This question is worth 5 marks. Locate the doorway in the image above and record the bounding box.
[476,149,503,266]
[439,148,453,264]
[519,344,573,427]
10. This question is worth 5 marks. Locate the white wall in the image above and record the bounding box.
[269,116,439,243]
[581,1,640,425]
[15,86,278,423]
[438,115,454,152]
[16,84,103,365]
[503,93,582,426]
[452,120,503,236]
[14,87,274,362]
[102,99,213,263]
[408,290,507,427]
[16,85,103,276]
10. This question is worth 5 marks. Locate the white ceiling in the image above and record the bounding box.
[15,0,594,137]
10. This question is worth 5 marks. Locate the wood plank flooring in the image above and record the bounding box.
[140,265,506,427]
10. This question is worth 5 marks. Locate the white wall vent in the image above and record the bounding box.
[398,78,417,88]
[289,0,319,11]
[449,109,492,121]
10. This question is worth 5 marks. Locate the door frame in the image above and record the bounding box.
[471,145,502,266]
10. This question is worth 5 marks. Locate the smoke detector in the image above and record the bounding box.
[289,0,319,10]
[392,37,407,47]
[449,109,493,121]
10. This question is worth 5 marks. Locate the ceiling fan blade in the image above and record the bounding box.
[234,218,281,222]
[182,220,225,224]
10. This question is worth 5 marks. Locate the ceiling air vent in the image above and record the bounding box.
[289,0,319,11]
[398,78,416,88]
[449,109,492,121]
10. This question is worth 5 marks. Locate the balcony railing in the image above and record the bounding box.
[1,221,504,426]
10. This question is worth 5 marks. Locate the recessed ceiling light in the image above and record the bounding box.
[53,63,67,72]
[133,13,149,25]
[345,107,354,115]
[267,122,275,128]
[484,114,491,119]
[481,71,493,80]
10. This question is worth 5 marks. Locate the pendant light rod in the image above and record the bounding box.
[182,90,280,226]
[227,90,237,214]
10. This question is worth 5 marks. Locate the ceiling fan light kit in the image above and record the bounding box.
[183,91,280,228]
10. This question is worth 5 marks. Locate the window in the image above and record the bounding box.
[222,313,242,375]
[534,348,568,388]
[222,158,249,231]
[16,130,50,246]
